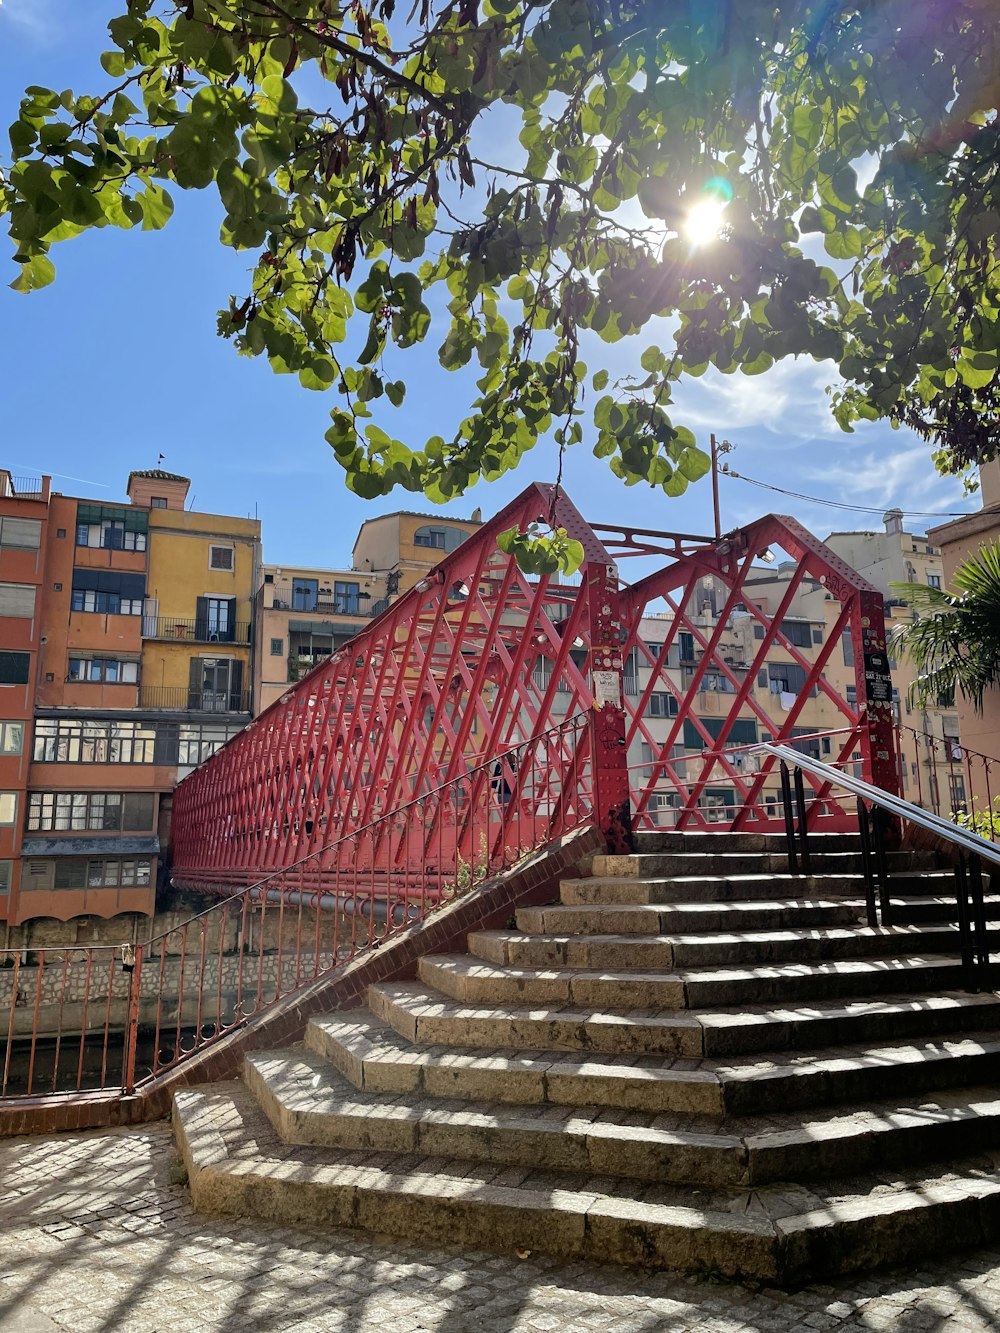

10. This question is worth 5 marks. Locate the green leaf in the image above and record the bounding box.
[10,253,55,292]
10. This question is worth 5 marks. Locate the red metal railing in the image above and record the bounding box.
[893,722,999,837]
[0,716,591,1099]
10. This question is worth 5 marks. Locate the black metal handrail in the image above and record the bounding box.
[757,742,997,992]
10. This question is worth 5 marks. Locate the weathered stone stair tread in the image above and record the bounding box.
[246,1046,1000,1188]
[560,872,954,905]
[307,1012,1000,1116]
[175,1080,1000,1282]
[418,951,970,1009]
[470,923,971,969]
[518,898,864,935]
[589,851,943,877]
[370,980,1000,1057]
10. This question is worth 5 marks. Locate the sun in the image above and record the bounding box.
[681,176,734,247]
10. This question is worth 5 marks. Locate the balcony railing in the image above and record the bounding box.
[0,473,46,498]
[265,583,379,617]
[142,616,251,645]
[139,686,251,714]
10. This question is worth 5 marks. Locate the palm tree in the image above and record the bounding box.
[890,542,1000,713]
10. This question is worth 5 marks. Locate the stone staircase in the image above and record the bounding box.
[174,831,1000,1284]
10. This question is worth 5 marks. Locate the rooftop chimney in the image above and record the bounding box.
[883,508,904,536]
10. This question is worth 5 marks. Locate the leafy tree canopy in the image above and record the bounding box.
[4,1,1000,567]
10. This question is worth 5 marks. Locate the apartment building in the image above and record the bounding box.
[825,510,959,810]
[255,510,483,713]
[0,467,260,938]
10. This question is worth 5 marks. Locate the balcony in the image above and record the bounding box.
[0,472,48,499]
[139,686,251,714]
[265,583,379,617]
[142,616,251,645]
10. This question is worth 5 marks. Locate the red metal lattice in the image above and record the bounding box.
[170,484,898,891]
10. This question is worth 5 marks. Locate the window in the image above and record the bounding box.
[678,632,696,661]
[195,596,235,642]
[334,581,360,614]
[54,858,151,890]
[150,496,168,509]
[927,574,942,589]
[177,722,243,767]
[0,792,17,824]
[187,657,244,712]
[270,638,284,656]
[682,717,757,748]
[209,544,235,571]
[71,588,144,615]
[0,583,36,618]
[0,516,41,550]
[33,718,157,764]
[0,653,29,685]
[753,624,765,640]
[75,503,147,551]
[0,721,24,754]
[71,570,146,616]
[291,578,318,611]
[821,736,832,755]
[841,631,855,668]
[56,528,66,539]
[413,524,469,552]
[0,861,9,895]
[846,685,857,706]
[646,692,679,718]
[68,657,139,684]
[768,663,810,695]
[780,619,813,649]
[27,791,154,833]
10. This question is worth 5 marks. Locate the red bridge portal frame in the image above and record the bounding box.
[170,483,898,894]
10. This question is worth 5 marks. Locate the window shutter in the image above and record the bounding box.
[188,656,204,709]
[123,793,154,830]
[0,583,36,617]
[0,518,41,550]
[229,658,244,708]
[195,596,209,641]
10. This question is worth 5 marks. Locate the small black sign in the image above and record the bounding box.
[863,649,892,703]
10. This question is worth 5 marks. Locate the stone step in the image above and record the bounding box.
[633,831,862,854]
[306,1011,726,1113]
[559,872,955,906]
[306,1012,1000,1117]
[417,952,972,1010]
[469,924,975,971]
[369,981,1000,1058]
[590,850,943,879]
[516,898,864,936]
[174,1081,1000,1282]
[245,1047,1000,1190]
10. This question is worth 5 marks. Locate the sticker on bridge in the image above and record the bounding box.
[592,670,623,709]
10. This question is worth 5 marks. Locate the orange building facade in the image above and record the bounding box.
[0,468,259,940]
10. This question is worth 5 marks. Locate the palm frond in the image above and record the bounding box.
[890,542,1000,714]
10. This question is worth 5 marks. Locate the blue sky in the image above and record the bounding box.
[0,0,976,569]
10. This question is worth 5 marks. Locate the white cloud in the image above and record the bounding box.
[674,357,843,437]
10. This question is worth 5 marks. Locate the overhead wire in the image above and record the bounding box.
[719,465,973,519]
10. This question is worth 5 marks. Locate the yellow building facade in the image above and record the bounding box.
[135,471,259,720]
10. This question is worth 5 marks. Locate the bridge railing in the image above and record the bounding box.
[0,714,592,1100]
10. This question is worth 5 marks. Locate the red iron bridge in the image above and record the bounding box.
[2,483,906,1103]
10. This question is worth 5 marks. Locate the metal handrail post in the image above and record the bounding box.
[780,761,798,874]
[857,801,878,929]
[793,765,811,876]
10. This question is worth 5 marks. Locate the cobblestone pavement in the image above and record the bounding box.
[2,1123,1000,1332]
